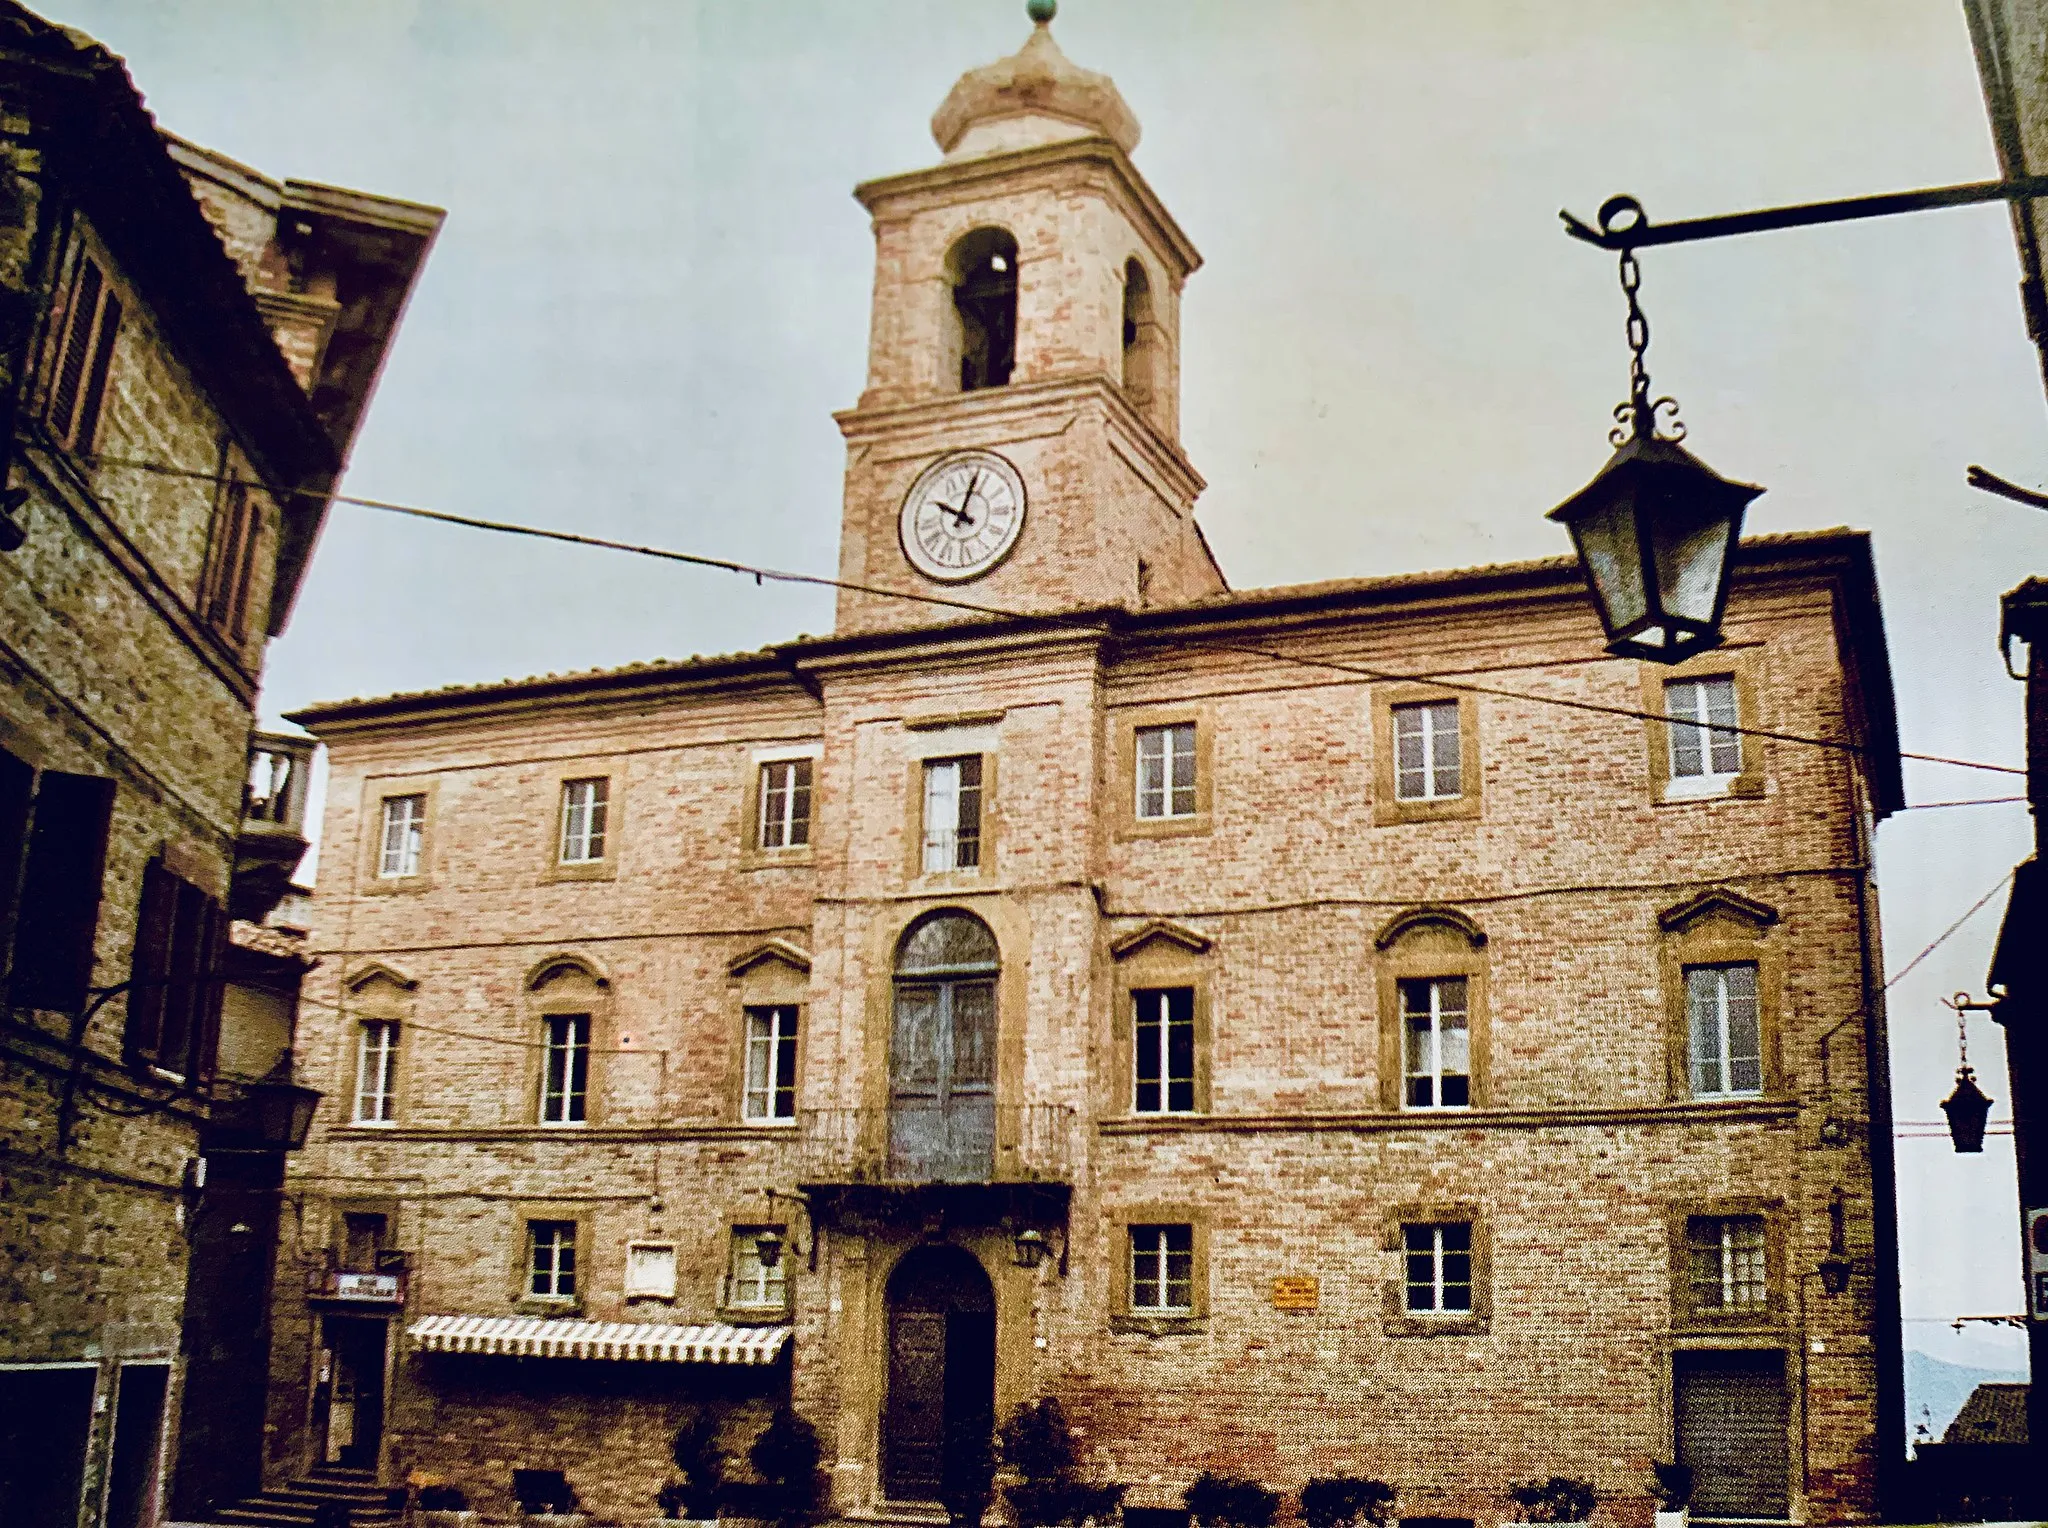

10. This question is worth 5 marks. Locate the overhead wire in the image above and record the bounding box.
[1882,867,2017,991]
[86,453,2027,783]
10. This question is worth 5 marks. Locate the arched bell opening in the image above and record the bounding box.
[948,227,1018,392]
[1121,256,1157,408]
[881,1244,997,1503]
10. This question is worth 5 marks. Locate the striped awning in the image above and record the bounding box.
[407,1315,790,1365]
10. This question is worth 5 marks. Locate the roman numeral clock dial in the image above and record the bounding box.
[898,450,1027,584]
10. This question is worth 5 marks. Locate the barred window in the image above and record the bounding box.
[558,777,609,864]
[1392,701,1461,801]
[1129,1224,1194,1314]
[1135,724,1197,819]
[1403,1222,1473,1314]
[1688,1215,1768,1309]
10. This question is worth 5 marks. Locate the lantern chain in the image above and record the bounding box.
[1610,247,1687,447]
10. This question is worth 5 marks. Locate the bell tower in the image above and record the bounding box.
[832,0,1225,635]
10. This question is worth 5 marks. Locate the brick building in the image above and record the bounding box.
[276,12,1904,1528]
[0,5,438,1524]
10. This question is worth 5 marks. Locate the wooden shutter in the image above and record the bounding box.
[1674,1349,1790,1518]
[0,746,33,973]
[8,771,116,1012]
[47,256,100,438]
[124,860,176,1066]
[74,290,121,454]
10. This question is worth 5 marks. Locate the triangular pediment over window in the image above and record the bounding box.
[344,960,418,995]
[728,939,813,978]
[1109,919,1213,960]
[1657,888,1779,935]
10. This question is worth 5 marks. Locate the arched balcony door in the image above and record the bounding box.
[889,912,997,1182]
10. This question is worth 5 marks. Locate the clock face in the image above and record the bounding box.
[898,450,1027,583]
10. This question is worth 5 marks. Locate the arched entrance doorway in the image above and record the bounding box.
[888,911,998,1183]
[882,1244,996,1502]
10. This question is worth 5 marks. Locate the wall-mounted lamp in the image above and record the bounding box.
[1012,1223,1067,1276]
[1817,1188,1853,1297]
[757,1188,816,1272]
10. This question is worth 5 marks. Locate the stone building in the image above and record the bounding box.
[276,11,1903,1528]
[0,5,438,1524]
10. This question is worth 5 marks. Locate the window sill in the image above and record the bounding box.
[1659,776,1764,805]
[541,859,618,884]
[345,1119,398,1130]
[1373,794,1481,827]
[1673,1309,1783,1332]
[513,1297,583,1317]
[741,845,816,872]
[1687,1090,1767,1106]
[720,1304,793,1325]
[1119,812,1212,841]
[1384,1313,1487,1338]
[740,1116,799,1130]
[364,874,431,897]
[1110,1313,1205,1337]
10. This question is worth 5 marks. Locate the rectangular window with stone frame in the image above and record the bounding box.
[1129,1224,1194,1314]
[1132,986,1196,1114]
[1687,1214,1768,1311]
[539,1012,590,1124]
[742,1004,798,1122]
[1403,1222,1474,1314]
[353,1020,399,1124]
[558,777,609,864]
[527,1219,577,1300]
[1135,723,1198,820]
[378,794,425,879]
[759,758,813,850]
[1392,700,1461,801]
[1687,963,1762,1098]
[727,1227,788,1310]
[1401,976,1470,1109]
[1665,676,1742,793]
[921,755,982,872]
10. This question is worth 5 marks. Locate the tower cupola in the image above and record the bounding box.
[931,3,1140,161]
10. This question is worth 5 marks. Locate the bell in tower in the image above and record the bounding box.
[832,0,1226,635]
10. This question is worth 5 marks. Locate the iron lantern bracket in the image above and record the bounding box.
[1561,174,2048,253]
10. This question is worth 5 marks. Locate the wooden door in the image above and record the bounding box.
[883,1309,948,1499]
[889,979,995,1181]
[1675,1350,1790,1518]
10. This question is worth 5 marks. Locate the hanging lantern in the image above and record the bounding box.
[1942,1066,1993,1154]
[1551,224,1761,663]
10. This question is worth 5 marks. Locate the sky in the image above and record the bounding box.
[58,0,2042,1389]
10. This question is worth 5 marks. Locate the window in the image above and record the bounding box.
[527,1220,577,1299]
[558,777,608,864]
[1403,1222,1473,1314]
[198,478,261,642]
[727,1228,788,1310]
[46,253,121,454]
[921,755,982,872]
[1135,724,1197,820]
[342,1212,388,1270]
[1687,963,1762,1098]
[1393,701,1461,801]
[1132,987,1195,1114]
[759,758,812,850]
[1665,677,1742,789]
[1129,1224,1194,1314]
[1687,1215,1768,1310]
[7,767,116,1015]
[1401,976,1469,1110]
[743,1004,799,1122]
[539,1012,591,1124]
[124,861,226,1081]
[353,1020,399,1124]
[377,794,425,879]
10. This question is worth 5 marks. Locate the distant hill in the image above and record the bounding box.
[1907,1350,2028,1447]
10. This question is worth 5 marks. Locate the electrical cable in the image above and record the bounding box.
[85,453,2026,782]
[1882,867,2016,991]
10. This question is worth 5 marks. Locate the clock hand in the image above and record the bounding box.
[936,498,972,526]
[956,470,981,527]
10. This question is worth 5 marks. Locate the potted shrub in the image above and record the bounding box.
[656,1410,727,1527]
[1647,1464,1692,1528]
[1000,1398,1126,1528]
[1505,1477,1597,1528]
[513,1467,586,1527]
[418,1482,479,1528]
[749,1407,824,1528]
[1300,1476,1397,1528]
[1186,1473,1280,1528]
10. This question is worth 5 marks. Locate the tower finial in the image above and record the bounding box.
[1027,0,1056,25]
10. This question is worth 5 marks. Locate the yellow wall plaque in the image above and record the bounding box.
[1271,1275,1319,1311]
